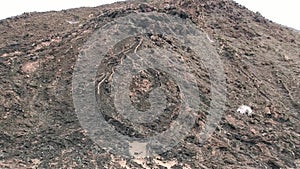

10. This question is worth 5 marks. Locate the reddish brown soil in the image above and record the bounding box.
[0,0,299,168]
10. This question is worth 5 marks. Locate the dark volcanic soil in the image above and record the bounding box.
[0,0,299,168]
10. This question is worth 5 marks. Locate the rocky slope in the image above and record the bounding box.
[0,0,299,168]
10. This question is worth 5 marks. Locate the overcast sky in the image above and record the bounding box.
[0,0,299,30]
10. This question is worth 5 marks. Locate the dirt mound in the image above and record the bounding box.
[0,0,299,168]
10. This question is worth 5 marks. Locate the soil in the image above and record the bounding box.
[0,0,299,168]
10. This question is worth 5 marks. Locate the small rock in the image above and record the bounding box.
[164,4,171,10]
[21,61,39,73]
[237,105,253,116]
[295,159,300,168]
[250,128,258,135]
[264,106,271,115]
[66,20,80,24]
[283,54,292,61]
[150,35,159,41]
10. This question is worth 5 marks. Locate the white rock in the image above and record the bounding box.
[237,105,253,116]
[65,20,79,24]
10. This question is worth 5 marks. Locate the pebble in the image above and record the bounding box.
[237,105,253,116]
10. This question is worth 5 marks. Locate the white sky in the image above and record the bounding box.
[0,0,299,30]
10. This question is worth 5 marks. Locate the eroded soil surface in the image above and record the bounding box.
[0,0,299,168]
